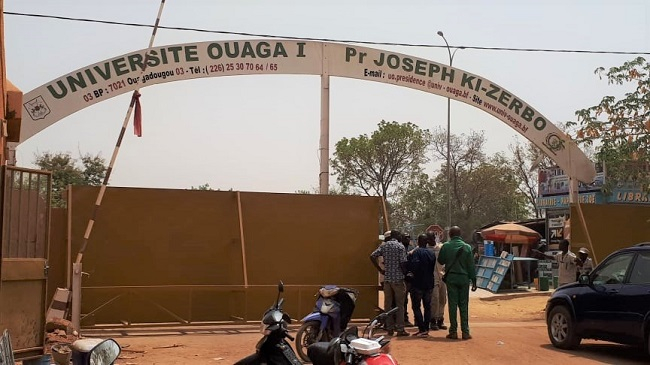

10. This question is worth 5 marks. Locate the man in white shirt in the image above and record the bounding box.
[427,230,448,331]
[555,239,577,286]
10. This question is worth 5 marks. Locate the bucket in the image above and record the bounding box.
[52,343,72,365]
[539,277,549,291]
[553,276,559,289]
[484,242,495,256]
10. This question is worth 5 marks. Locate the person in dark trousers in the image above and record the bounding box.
[437,226,477,340]
[401,233,415,327]
[407,234,436,337]
[370,230,410,337]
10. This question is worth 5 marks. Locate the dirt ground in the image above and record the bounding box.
[44,294,648,365]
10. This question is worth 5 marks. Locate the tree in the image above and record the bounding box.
[34,151,107,207]
[331,121,432,198]
[568,56,650,192]
[393,129,531,236]
[391,172,441,229]
[191,183,213,191]
[509,141,552,218]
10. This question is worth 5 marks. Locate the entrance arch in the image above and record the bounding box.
[20,40,596,185]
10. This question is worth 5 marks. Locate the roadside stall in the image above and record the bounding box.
[480,223,541,290]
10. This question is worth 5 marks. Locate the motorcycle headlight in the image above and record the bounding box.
[272,310,283,322]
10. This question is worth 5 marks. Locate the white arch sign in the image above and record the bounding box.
[20,40,596,186]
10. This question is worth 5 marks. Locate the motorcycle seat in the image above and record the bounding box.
[307,340,338,365]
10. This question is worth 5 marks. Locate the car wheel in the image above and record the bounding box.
[547,305,581,349]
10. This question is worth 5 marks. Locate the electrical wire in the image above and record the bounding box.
[5,11,650,55]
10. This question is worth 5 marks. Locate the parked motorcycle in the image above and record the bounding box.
[295,285,358,362]
[234,281,302,365]
[307,307,399,365]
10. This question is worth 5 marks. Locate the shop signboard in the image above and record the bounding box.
[536,192,602,209]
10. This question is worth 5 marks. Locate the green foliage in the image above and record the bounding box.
[509,141,552,218]
[191,183,213,191]
[567,56,650,192]
[391,129,530,234]
[34,151,107,207]
[331,121,432,198]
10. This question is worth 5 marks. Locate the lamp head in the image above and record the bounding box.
[437,31,444,37]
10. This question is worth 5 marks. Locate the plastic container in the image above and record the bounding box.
[553,276,559,289]
[350,338,380,355]
[484,241,495,257]
[539,277,549,291]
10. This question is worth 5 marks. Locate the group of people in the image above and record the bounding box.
[370,226,476,340]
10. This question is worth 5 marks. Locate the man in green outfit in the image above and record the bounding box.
[437,226,477,340]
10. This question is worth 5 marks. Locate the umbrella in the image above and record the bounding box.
[480,223,541,244]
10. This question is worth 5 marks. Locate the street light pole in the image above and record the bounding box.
[437,31,460,231]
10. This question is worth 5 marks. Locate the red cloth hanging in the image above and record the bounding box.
[132,91,142,137]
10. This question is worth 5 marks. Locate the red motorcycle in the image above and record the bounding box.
[307,307,399,365]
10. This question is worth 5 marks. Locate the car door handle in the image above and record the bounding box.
[607,288,619,294]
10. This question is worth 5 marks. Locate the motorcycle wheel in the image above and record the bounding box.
[295,320,328,363]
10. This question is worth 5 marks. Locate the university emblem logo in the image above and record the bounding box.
[542,133,565,155]
[24,96,51,120]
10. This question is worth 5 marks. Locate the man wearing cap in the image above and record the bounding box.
[370,230,410,336]
[576,247,594,279]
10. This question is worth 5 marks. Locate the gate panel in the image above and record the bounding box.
[67,187,380,325]
[0,167,51,361]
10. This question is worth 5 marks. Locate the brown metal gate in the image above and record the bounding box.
[0,166,51,360]
[58,187,381,327]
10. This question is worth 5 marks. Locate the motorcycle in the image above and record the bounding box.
[307,307,399,365]
[234,281,302,365]
[295,285,358,362]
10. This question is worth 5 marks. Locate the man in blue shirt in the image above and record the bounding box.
[407,234,436,337]
[370,230,410,337]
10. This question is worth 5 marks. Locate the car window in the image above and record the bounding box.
[591,253,634,285]
[628,251,650,285]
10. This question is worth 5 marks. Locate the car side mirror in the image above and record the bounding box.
[578,274,590,285]
[71,338,121,365]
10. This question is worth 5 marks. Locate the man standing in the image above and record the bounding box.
[427,230,447,331]
[576,247,594,279]
[555,239,577,286]
[437,226,476,340]
[370,230,410,337]
[401,233,415,327]
[407,234,436,337]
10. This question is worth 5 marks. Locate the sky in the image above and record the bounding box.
[5,1,650,193]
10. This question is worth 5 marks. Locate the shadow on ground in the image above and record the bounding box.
[540,343,647,364]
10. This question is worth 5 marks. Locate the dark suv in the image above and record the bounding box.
[546,243,650,354]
